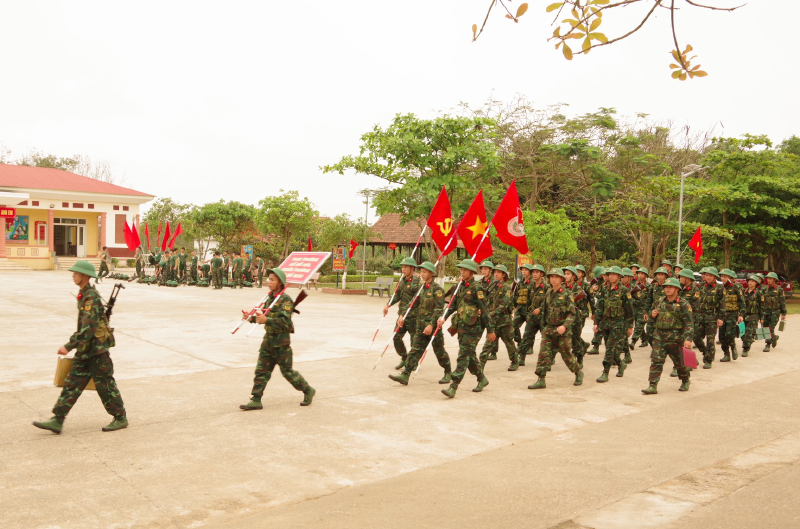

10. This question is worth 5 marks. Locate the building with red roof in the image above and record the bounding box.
[0,164,154,269]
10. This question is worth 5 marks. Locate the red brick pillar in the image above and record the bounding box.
[0,207,6,258]
[48,209,55,252]
[100,212,107,249]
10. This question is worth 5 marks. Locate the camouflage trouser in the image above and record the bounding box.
[251,341,310,398]
[53,352,125,419]
[536,327,579,378]
[601,319,628,371]
[393,317,417,361]
[257,269,264,287]
[479,324,518,365]
[571,315,588,366]
[178,265,185,280]
[234,270,243,287]
[591,319,609,348]
[694,313,718,363]
[212,269,222,289]
[649,338,690,384]
[718,314,740,352]
[518,315,542,357]
[451,328,484,385]
[98,262,109,280]
[763,311,781,346]
[513,308,528,344]
[191,267,198,282]
[135,262,142,277]
[631,311,646,341]
[742,318,759,351]
[403,328,451,375]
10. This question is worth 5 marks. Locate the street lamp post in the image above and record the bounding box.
[358,189,375,290]
[676,164,705,266]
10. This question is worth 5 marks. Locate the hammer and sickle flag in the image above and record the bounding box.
[492,180,529,254]
[427,186,456,257]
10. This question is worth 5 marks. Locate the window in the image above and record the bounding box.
[32,201,39,206]
[88,204,94,209]
[19,200,28,205]
[73,203,84,208]
[123,206,129,211]
[62,202,69,208]
[113,205,119,211]
[115,214,126,244]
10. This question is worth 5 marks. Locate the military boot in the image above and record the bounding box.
[596,370,609,383]
[472,377,489,392]
[518,353,526,366]
[240,398,263,410]
[616,361,627,377]
[679,379,691,392]
[720,353,731,362]
[772,335,780,348]
[703,362,712,369]
[301,387,316,406]
[629,339,637,351]
[763,342,771,352]
[670,368,678,377]
[732,343,739,360]
[528,377,546,389]
[574,370,584,386]
[624,351,633,364]
[641,383,658,395]
[439,371,452,384]
[742,347,749,358]
[32,416,64,434]
[508,362,519,372]
[389,373,409,385]
[487,353,497,361]
[587,345,600,355]
[639,339,650,348]
[441,384,458,398]
[102,416,129,432]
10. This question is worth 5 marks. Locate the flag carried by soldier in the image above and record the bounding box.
[491,179,529,254]
[427,186,456,257]
[457,190,492,263]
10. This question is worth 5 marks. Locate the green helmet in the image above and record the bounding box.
[638,267,649,276]
[663,277,681,288]
[630,263,641,269]
[654,267,669,276]
[531,264,546,273]
[592,266,604,277]
[748,274,762,284]
[399,257,418,268]
[521,263,534,271]
[68,260,97,279]
[766,272,779,280]
[418,261,437,275]
[719,268,736,279]
[704,267,720,278]
[678,269,695,280]
[547,267,565,278]
[606,265,623,276]
[479,260,494,270]
[661,259,672,266]
[267,268,287,286]
[456,259,479,273]
[493,264,509,276]
[673,263,683,270]
[575,264,586,273]
[622,267,634,277]
[564,266,578,277]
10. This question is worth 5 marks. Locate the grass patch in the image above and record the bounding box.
[785,296,800,315]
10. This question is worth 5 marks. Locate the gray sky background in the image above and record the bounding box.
[1,1,796,219]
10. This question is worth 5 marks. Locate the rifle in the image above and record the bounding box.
[630,284,642,296]
[232,290,276,334]
[244,289,309,336]
[574,289,587,303]
[105,283,125,321]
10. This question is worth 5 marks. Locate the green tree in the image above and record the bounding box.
[778,135,800,157]
[191,200,257,254]
[523,208,580,269]
[141,198,190,251]
[257,190,317,261]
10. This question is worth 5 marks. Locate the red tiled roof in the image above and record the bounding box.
[370,213,464,248]
[0,164,152,197]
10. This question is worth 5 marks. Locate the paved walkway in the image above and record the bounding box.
[2,271,798,528]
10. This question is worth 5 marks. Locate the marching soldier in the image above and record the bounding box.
[594,266,634,383]
[517,264,548,366]
[587,266,608,356]
[629,267,649,350]
[479,264,519,370]
[718,269,744,362]
[513,263,533,346]
[643,267,670,347]
[33,261,127,434]
[97,246,110,283]
[574,264,593,356]
[673,263,684,278]
[696,267,725,368]
[761,272,787,351]
[620,267,634,290]
[660,259,673,277]
[479,260,496,295]
[527,268,584,389]
[383,257,420,370]
[563,266,589,368]
[438,259,495,398]
[641,277,693,395]
[239,268,315,409]
[389,261,453,385]
[741,275,764,356]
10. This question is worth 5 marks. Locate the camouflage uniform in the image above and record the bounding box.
[512,278,532,345]
[388,274,421,365]
[696,281,725,366]
[517,281,548,361]
[648,295,694,387]
[719,280,744,360]
[98,250,110,281]
[536,286,581,379]
[53,285,125,420]
[629,280,648,346]
[742,286,763,354]
[190,254,199,282]
[233,256,244,288]
[134,248,143,278]
[249,291,311,398]
[447,279,493,388]
[211,256,223,289]
[480,279,518,367]
[401,280,451,376]
[644,280,668,345]
[178,251,187,280]
[223,255,230,282]
[564,281,589,366]
[244,255,253,282]
[595,284,634,378]
[762,282,787,349]
[589,279,608,352]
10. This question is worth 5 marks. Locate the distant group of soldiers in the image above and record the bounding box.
[384,258,788,397]
[130,246,268,289]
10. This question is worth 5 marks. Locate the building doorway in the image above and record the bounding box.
[53,218,87,257]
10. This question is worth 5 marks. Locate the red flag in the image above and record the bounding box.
[123,221,135,251]
[427,186,455,257]
[492,180,529,254]
[688,226,703,264]
[168,222,183,249]
[308,235,312,251]
[457,190,492,263]
[156,223,162,251]
[348,239,359,258]
[161,221,171,251]
[145,222,151,251]
[132,219,142,249]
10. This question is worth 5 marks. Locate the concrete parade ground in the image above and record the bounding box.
[2,270,800,529]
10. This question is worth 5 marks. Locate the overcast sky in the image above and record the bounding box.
[1,1,796,220]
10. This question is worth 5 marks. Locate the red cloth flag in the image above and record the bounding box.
[427,186,456,257]
[348,239,359,259]
[132,219,142,249]
[161,221,171,251]
[308,235,312,251]
[145,222,151,251]
[168,222,183,249]
[457,190,492,263]
[492,180,529,254]
[688,226,703,264]
[123,221,135,251]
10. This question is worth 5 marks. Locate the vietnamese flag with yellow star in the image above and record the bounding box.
[457,190,492,262]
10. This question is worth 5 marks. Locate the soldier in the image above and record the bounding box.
[157,250,168,284]
[587,266,610,356]
[479,260,496,295]
[383,257,420,370]
[641,277,693,395]
[660,259,673,277]
[629,267,649,350]
[222,251,230,283]
[718,269,745,362]
[97,246,110,283]
[741,275,764,357]
[594,266,634,382]
[563,266,589,368]
[232,251,244,288]
[389,261,453,385]
[171,249,180,282]
[630,263,640,276]
[761,272,787,351]
[673,263,683,279]
[253,255,264,288]
[32,261,127,434]
[239,268,315,409]
[513,263,533,347]
[643,267,670,347]
[696,267,725,368]
[244,253,252,283]
[438,259,495,398]
[620,267,634,290]
[211,251,223,289]
[178,247,187,281]
[517,264,548,366]
[190,250,199,283]
[134,245,144,278]
[574,264,593,355]
[479,264,519,370]
[527,268,584,389]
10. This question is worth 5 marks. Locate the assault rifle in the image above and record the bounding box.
[105,283,125,321]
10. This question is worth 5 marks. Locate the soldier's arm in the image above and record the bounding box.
[501,287,514,317]
[388,277,405,308]
[432,288,446,327]
[476,288,494,333]
[682,301,694,342]
[64,296,103,352]
[595,296,605,323]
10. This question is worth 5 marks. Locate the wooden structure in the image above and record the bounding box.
[368,213,465,261]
